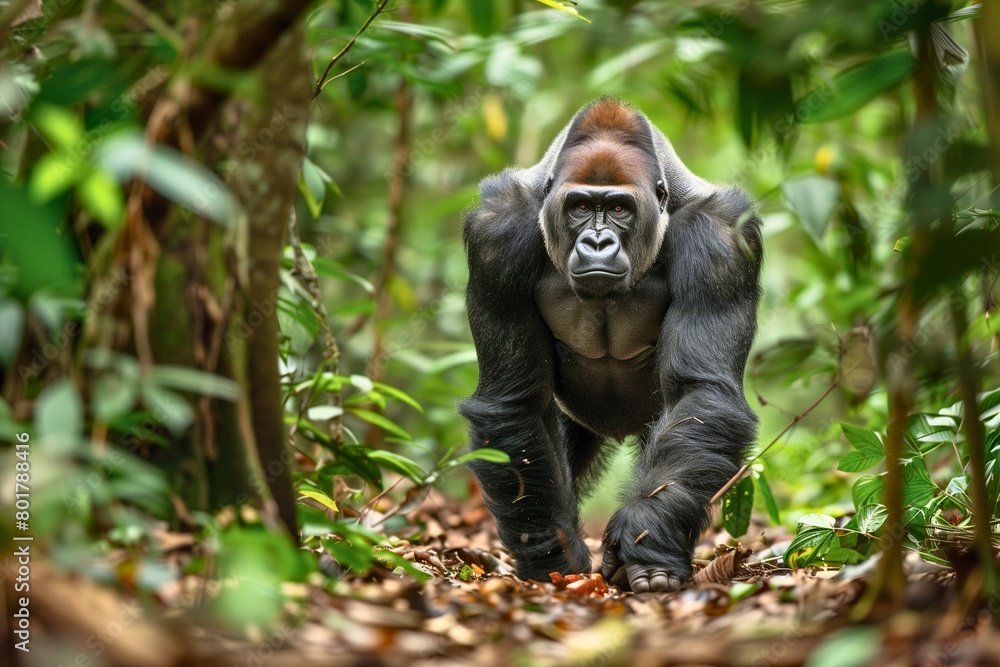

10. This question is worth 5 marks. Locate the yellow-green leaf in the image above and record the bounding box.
[29,152,80,202]
[532,0,590,22]
[298,489,339,512]
[32,104,84,149]
[78,170,125,228]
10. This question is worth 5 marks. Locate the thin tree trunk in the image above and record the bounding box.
[231,20,312,537]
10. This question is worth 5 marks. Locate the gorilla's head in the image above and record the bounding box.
[540,98,669,299]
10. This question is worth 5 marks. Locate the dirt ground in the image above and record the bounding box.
[5,489,998,667]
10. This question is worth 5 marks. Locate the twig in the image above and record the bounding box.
[710,381,838,504]
[646,482,674,498]
[287,210,344,445]
[364,78,412,382]
[664,416,704,433]
[312,0,390,99]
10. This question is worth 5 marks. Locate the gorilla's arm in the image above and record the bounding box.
[459,169,591,578]
[601,187,762,591]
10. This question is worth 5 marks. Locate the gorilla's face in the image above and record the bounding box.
[541,127,668,300]
[563,186,635,297]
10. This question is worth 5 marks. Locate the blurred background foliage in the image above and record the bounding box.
[0,0,998,629]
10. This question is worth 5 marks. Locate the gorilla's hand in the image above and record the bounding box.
[504,517,592,581]
[599,498,693,592]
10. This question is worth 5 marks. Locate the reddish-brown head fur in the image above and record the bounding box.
[570,98,645,138]
[558,98,658,187]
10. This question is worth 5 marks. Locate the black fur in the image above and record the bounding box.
[460,99,762,591]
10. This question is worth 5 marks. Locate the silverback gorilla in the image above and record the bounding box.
[459,98,762,592]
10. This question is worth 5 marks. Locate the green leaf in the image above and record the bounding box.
[366,449,426,482]
[0,180,80,299]
[346,408,411,440]
[306,405,344,421]
[796,49,915,124]
[729,581,761,603]
[588,40,667,89]
[0,300,25,368]
[752,469,781,524]
[374,382,424,414]
[319,447,383,488]
[901,459,938,508]
[821,547,866,565]
[349,374,374,393]
[485,43,542,99]
[839,423,885,471]
[786,524,837,569]
[312,259,375,293]
[427,348,478,375]
[838,451,884,473]
[721,475,754,537]
[978,388,1000,421]
[95,131,238,226]
[35,58,117,106]
[902,506,930,542]
[372,381,423,413]
[805,627,881,667]
[35,379,83,451]
[29,152,82,201]
[77,170,125,228]
[141,385,194,435]
[102,451,172,518]
[906,413,958,453]
[456,448,511,465]
[147,366,238,400]
[374,550,432,582]
[798,513,837,529]
[31,104,84,149]
[299,157,331,220]
[298,489,338,513]
[751,338,817,381]
[855,503,888,534]
[987,429,1000,510]
[841,424,884,453]
[92,373,137,424]
[325,538,374,573]
[465,0,496,35]
[782,174,840,245]
[852,475,884,509]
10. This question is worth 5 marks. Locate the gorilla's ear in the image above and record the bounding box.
[543,175,553,199]
[656,179,667,213]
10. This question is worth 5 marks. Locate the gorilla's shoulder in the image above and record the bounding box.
[463,167,545,254]
[701,186,758,231]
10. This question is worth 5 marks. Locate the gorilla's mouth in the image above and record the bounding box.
[569,268,629,298]
[570,269,627,278]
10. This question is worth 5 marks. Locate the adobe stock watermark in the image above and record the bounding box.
[192,102,305,219]
[387,84,490,187]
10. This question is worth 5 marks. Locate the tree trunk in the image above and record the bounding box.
[99,0,313,531]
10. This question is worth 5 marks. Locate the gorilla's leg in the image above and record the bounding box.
[462,398,591,579]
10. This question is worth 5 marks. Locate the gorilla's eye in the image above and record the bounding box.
[578,203,589,211]
[612,204,624,213]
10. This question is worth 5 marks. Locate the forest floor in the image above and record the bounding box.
[12,489,999,667]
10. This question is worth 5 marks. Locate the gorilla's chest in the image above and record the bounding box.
[535,264,669,362]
